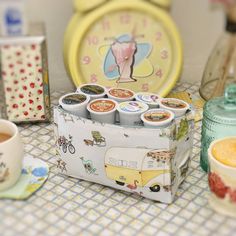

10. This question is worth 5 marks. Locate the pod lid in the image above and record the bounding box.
[203,84,236,125]
[117,101,149,114]
[88,98,117,114]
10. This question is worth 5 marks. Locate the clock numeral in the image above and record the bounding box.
[90,74,98,83]
[102,20,110,31]
[120,14,131,24]
[142,18,148,27]
[161,50,168,60]
[87,36,99,45]
[82,56,91,65]
[156,32,162,41]
[142,83,149,92]
[156,69,163,78]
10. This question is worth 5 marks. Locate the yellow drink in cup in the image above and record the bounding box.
[212,138,236,168]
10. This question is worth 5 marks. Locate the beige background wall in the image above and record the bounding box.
[26,0,224,91]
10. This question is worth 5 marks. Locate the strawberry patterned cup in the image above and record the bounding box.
[159,98,190,117]
[107,88,135,103]
[59,93,90,118]
[141,109,174,128]
[135,92,161,108]
[87,98,118,124]
[77,84,106,100]
[208,137,236,217]
[117,101,149,126]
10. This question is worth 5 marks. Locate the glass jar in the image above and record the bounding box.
[200,84,236,172]
[200,6,236,101]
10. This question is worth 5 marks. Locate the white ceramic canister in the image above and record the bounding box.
[141,109,175,128]
[135,92,161,108]
[117,101,149,126]
[107,88,135,103]
[158,98,190,117]
[59,93,90,118]
[87,98,118,124]
[208,137,236,218]
[77,83,106,100]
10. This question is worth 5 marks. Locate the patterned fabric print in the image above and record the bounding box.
[1,44,45,121]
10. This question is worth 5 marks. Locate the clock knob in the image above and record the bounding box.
[150,0,171,10]
[74,0,108,13]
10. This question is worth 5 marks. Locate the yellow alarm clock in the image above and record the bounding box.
[64,0,182,96]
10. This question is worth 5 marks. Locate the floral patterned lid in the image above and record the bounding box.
[203,84,236,125]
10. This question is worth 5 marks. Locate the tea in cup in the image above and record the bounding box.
[208,137,236,217]
[0,119,24,191]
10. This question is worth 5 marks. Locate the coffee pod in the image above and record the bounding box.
[107,88,135,103]
[141,109,174,128]
[59,93,90,118]
[117,101,149,126]
[87,98,118,124]
[158,98,190,117]
[77,84,106,100]
[135,92,161,108]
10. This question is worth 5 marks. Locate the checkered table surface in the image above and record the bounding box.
[0,82,236,236]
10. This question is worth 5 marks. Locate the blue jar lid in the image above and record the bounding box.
[203,84,236,125]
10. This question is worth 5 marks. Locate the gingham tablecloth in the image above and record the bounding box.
[0,82,236,236]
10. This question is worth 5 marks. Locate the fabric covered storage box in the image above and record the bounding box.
[54,106,194,204]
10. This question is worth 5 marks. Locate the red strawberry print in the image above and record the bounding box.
[37,90,43,95]
[16,52,21,56]
[6,87,12,92]
[29,99,34,104]
[12,104,18,109]
[27,63,32,67]
[20,69,25,74]
[23,85,27,90]
[14,80,18,84]
[9,64,14,68]
[208,172,229,199]
[22,103,26,107]
[23,111,28,116]
[30,83,35,88]
[35,56,40,61]
[229,189,236,203]
[31,44,36,50]
[37,105,42,110]
[19,94,24,99]
[38,68,42,73]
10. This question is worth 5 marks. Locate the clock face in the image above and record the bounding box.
[66,1,182,96]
